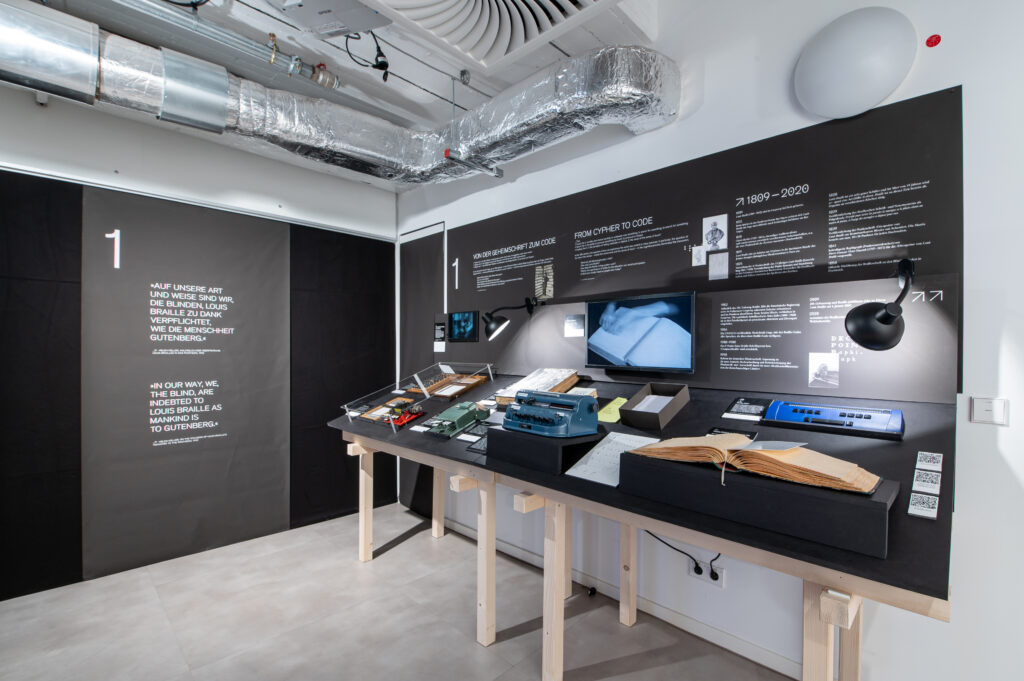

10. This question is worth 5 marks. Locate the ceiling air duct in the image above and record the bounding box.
[0,0,684,183]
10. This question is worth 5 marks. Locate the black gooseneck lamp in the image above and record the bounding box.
[845,259,915,350]
[482,297,544,341]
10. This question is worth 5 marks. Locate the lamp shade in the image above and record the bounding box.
[483,312,510,341]
[845,301,905,350]
[794,7,917,119]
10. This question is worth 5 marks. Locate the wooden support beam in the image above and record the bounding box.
[347,442,373,456]
[619,523,637,626]
[542,500,569,681]
[802,581,834,681]
[432,467,446,538]
[513,492,545,514]
[820,590,863,630]
[450,474,479,492]
[838,606,863,681]
[565,506,573,598]
[477,479,497,646]
[358,450,374,562]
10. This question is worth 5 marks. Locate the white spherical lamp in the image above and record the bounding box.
[794,7,918,119]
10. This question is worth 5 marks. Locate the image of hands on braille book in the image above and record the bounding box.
[586,293,694,372]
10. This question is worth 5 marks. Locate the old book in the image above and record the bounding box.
[630,432,880,493]
[495,368,579,405]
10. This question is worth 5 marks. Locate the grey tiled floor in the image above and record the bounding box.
[0,504,787,681]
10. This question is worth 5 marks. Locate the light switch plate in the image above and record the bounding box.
[970,397,1009,426]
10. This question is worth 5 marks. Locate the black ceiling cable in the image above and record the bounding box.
[234,2,473,110]
[161,0,211,9]
[373,34,493,99]
[345,32,390,82]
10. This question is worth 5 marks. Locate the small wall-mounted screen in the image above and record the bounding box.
[448,310,479,342]
[585,293,695,373]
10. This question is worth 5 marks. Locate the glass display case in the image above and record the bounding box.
[342,362,494,433]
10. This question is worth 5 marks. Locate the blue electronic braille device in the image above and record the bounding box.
[762,400,904,440]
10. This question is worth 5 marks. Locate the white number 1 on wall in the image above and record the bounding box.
[451,257,459,290]
[105,229,121,269]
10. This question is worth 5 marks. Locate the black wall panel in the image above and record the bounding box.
[397,232,444,517]
[0,173,83,600]
[290,225,397,527]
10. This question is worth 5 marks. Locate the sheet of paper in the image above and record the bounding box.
[433,341,445,352]
[410,425,429,433]
[391,389,406,395]
[566,432,660,487]
[435,384,462,396]
[598,397,628,423]
[735,441,806,452]
[457,433,481,442]
[367,406,390,418]
[633,394,672,413]
[439,364,454,374]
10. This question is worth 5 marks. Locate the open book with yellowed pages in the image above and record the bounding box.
[629,432,881,494]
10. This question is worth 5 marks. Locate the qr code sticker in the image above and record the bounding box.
[912,469,942,495]
[916,451,943,472]
[908,492,939,519]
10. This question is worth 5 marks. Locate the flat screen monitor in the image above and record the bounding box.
[585,292,695,373]
[448,310,479,342]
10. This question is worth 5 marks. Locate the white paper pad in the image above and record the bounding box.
[907,492,939,519]
[916,451,943,472]
[410,425,429,433]
[457,433,481,442]
[566,432,660,487]
[912,469,941,495]
[633,394,673,413]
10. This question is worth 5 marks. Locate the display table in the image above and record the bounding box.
[328,375,954,681]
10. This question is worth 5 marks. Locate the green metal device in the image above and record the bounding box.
[427,402,489,438]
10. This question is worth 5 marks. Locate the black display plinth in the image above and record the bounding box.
[487,427,605,474]
[618,452,900,558]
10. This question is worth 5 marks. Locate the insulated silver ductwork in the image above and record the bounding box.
[0,0,683,183]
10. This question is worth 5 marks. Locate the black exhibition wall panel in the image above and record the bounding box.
[81,189,292,578]
[397,231,444,517]
[399,230,444,375]
[431,89,964,404]
[291,224,397,528]
[0,172,83,600]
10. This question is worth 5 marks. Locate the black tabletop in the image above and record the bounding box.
[329,375,954,600]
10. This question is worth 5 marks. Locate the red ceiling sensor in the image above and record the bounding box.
[926,34,941,47]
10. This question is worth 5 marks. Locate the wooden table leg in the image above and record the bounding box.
[819,588,863,681]
[477,479,496,646]
[543,500,569,681]
[839,603,863,681]
[432,467,446,539]
[802,581,834,681]
[348,444,374,563]
[565,506,573,598]
[619,522,637,626]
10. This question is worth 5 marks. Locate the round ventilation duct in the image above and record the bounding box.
[793,7,917,119]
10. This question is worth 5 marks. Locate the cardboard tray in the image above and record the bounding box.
[618,451,900,558]
[619,383,690,430]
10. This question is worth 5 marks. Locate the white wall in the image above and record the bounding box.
[399,1,1024,678]
[0,86,396,240]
